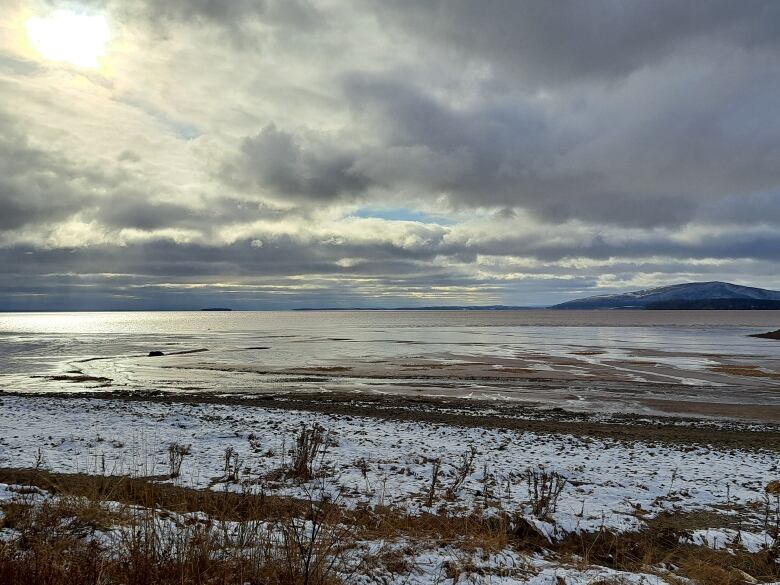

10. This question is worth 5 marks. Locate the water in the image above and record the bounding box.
[0,311,778,413]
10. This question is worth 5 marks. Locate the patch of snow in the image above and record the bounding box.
[684,528,775,553]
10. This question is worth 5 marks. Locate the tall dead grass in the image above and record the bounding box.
[2,459,780,585]
[0,472,355,585]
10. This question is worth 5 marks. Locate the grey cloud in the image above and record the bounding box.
[0,115,196,235]
[0,117,93,230]
[46,1,780,230]
[352,63,780,226]
[5,0,780,306]
[96,195,196,230]
[117,150,142,163]
[223,58,780,228]
[2,210,780,309]
[100,0,780,79]
[0,109,288,236]
[4,226,779,309]
[437,225,780,264]
[144,0,319,28]
[370,0,780,86]
[0,236,591,310]
[4,220,780,281]
[222,124,370,203]
[91,0,321,38]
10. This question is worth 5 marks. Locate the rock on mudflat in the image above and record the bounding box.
[749,329,780,340]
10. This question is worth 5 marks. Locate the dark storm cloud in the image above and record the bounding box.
[96,194,196,230]
[370,0,780,85]
[224,59,780,228]
[100,0,780,74]
[368,1,780,227]
[0,116,93,230]
[222,124,370,203]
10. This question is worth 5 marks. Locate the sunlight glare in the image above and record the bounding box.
[25,9,109,68]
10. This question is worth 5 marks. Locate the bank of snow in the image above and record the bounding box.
[0,394,776,539]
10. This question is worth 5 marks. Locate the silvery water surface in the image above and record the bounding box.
[1,311,778,410]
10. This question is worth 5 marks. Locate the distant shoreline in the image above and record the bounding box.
[2,306,780,312]
[292,305,542,311]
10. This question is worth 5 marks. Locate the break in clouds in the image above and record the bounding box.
[1,0,779,309]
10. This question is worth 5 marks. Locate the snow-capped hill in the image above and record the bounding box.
[552,281,780,309]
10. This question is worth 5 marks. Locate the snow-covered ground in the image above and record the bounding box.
[3,394,780,582]
[351,544,672,585]
[1,394,777,537]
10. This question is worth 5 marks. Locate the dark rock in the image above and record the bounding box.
[749,329,780,340]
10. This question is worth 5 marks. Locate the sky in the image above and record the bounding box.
[1,0,780,310]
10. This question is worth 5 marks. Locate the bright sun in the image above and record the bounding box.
[25,10,109,69]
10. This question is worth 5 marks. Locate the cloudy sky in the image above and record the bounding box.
[1,0,779,310]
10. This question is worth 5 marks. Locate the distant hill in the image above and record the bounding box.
[552,281,780,310]
[646,299,780,310]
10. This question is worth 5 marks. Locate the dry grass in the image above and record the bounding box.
[0,469,310,524]
[1,468,779,584]
[556,511,780,585]
[0,473,353,585]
